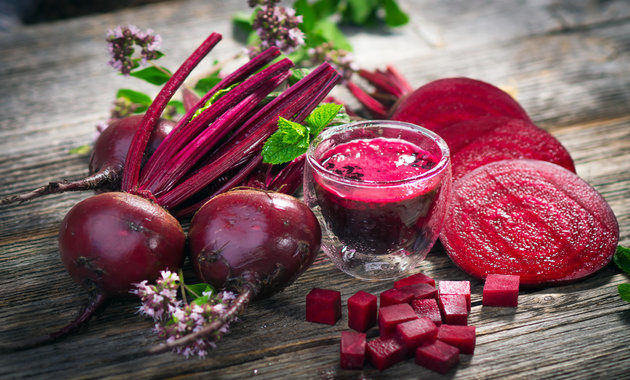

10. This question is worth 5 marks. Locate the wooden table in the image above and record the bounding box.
[1,1,629,378]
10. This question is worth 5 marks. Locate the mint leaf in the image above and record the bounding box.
[288,68,312,86]
[382,0,409,27]
[129,66,172,85]
[294,0,317,32]
[194,73,222,96]
[168,100,184,115]
[116,88,152,106]
[346,0,376,24]
[232,11,254,33]
[185,283,214,299]
[69,145,91,155]
[614,245,630,275]
[306,103,342,136]
[262,130,308,164]
[330,105,352,126]
[312,0,340,18]
[312,19,352,51]
[619,284,630,302]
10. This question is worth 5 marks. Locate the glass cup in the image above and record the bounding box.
[304,120,452,280]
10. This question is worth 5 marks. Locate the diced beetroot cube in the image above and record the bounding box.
[438,280,471,310]
[411,298,442,326]
[395,317,438,351]
[380,288,413,307]
[366,337,406,371]
[348,291,377,332]
[394,272,436,288]
[306,288,341,325]
[483,274,520,307]
[340,331,366,369]
[378,303,418,337]
[399,283,437,300]
[415,340,460,374]
[438,325,476,354]
[438,294,468,325]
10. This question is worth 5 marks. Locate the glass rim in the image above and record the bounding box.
[306,120,451,186]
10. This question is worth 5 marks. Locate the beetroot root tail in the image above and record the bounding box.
[0,292,107,352]
[0,169,116,206]
[147,287,253,355]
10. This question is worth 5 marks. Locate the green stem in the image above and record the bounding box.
[178,269,188,305]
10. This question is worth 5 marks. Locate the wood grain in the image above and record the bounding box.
[0,0,629,378]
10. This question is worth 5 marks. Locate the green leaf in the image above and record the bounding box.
[192,84,238,119]
[312,19,353,51]
[330,105,352,126]
[288,68,312,86]
[619,283,630,302]
[185,283,214,299]
[346,0,376,24]
[168,100,185,115]
[614,245,630,275]
[68,145,91,155]
[194,73,222,96]
[312,0,340,18]
[305,103,342,136]
[116,88,152,106]
[262,131,308,165]
[232,11,254,33]
[382,0,409,27]
[132,105,148,114]
[294,0,317,32]
[129,66,172,85]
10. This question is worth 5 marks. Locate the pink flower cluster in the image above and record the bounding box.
[308,43,358,80]
[251,3,305,55]
[132,271,236,358]
[106,25,162,75]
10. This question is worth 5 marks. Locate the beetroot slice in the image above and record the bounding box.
[391,77,530,134]
[439,117,575,180]
[441,159,619,285]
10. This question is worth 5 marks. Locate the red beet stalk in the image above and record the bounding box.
[345,81,388,119]
[346,65,413,118]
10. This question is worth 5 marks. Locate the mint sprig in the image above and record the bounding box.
[614,245,630,302]
[262,102,343,164]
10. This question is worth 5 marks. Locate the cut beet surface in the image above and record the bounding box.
[306,288,341,325]
[392,77,530,134]
[366,337,407,371]
[379,303,418,337]
[411,298,442,326]
[340,331,366,369]
[394,272,436,288]
[438,117,575,180]
[348,291,377,332]
[415,340,460,374]
[441,159,619,285]
[438,281,471,311]
[438,325,476,354]
[483,274,520,307]
[438,294,468,325]
[395,317,438,351]
[381,283,436,307]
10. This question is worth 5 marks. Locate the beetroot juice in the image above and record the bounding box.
[304,121,451,280]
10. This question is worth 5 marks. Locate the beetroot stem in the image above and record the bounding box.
[0,169,115,205]
[268,154,305,194]
[385,65,413,94]
[121,33,222,192]
[139,47,281,185]
[147,287,253,355]
[358,69,405,98]
[345,81,388,118]
[157,64,340,209]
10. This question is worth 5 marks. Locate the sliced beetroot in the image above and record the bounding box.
[380,288,413,307]
[366,337,406,371]
[391,77,530,134]
[395,317,438,351]
[438,325,476,354]
[394,272,436,288]
[483,274,520,307]
[439,117,575,180]
[340,331,366,369]
[378,303,418,338]
[411,298,442,327]
[399,283,437,301]
[438,295,468,326]
[438,281,471,311]
[415,340,460,374]
[348,291,377,332]
[441,159,619,285]
[306,288,341,325]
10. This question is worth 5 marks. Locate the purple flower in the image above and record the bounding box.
[250,4,305,55]
[308,43,358,80]
[106,25,162,75]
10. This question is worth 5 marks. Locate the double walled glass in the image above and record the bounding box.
[304,120,452,280]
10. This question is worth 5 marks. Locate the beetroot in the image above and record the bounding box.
[340,331,366,369]
[439,116,575,180]
[438,295,468,325]
[411,298,442,327]
[483,274,520,307]
[401,283,437,300]
[395,317,438,351]
[391,77,530,134]
[0,116,174,204]
[306,288,342,325]
[394,272,435,288]
[415,340,460,374]
[438,281,471,311]
[348,291,377,332]
[378,303,418,337]
[437,325,476,354]
[380,288,413,307]
[366,337,407,371]
[441,159,619,284]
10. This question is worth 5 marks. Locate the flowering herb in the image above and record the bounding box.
[614,246,630,302]
[133,270,237,357]
[249,2,305,56]
[106,25,163,75]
